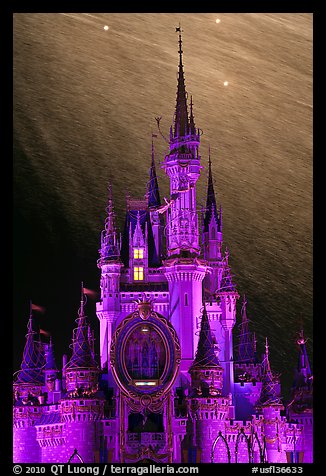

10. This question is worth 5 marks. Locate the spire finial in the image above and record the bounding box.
[151,132,155,164]
[105,182,114,232]
[176,23,183,64]
[265,336,269,355]
[79,281,85,317]
[28,299,33,333]
[241,294,247,318]
[173,24,189,139]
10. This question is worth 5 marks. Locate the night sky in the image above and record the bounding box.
[13,13,312,399]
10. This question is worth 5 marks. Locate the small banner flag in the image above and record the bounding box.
[39,328,51,336]
[32,303,46,313]
[83,287,98,299]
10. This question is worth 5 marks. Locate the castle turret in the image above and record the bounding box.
[286,329,313,462]
[216,250,239,398]
[44,337,61,403]
[202,150,223,270]
[233,296,262,420]
[162,25,202,257]
[61,287,104,463]
[186,306,230,463]
[13,306,45,462]
[96,185,123,370]
[163,26,209,372]
[66,286,99,392]
[257,338,284,463]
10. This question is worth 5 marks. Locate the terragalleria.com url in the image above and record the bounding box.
[48,465,199,475]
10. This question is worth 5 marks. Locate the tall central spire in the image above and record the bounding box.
[174,24,189,139]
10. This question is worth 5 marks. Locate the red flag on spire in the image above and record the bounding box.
[39,328,50,336]
[32,303,46,313]
[83,287,98,299]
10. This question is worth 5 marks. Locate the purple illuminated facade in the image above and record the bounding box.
[13,28,313,464]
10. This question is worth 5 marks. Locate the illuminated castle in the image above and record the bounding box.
[13,27,313,464]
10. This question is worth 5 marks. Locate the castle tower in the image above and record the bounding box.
[44,337,61,404]
[61,288,104,463]
[256,338,284,463]
[233,296,262,420]
[163,26,209,372]
[286,329,313,462]
[187,306,230,463]
[13,307,45,463]
[216,250,239,398]
[202,151,223,295]
[96,185,123,370]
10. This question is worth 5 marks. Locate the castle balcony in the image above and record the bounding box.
[60,399,105,422]
[283,424,304,452]
[35,414,65,448]
[13,406,43,428]
[127,432,166,448]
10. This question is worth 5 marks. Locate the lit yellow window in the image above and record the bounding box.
[134,248,144,259]
[134,267,144,281]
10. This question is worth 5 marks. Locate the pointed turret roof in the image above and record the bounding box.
[295,329,312,384]
[257,338,282,407]
[148,136,161,208]
[16,305,45,384]
[288,329,313,413]
[98,184,120,265]
[237,295,256,363]
[203,150,220,232]
[173,25,189,139]
[219,249,237,292]
[45,337,58,371]
[66,286,98,370]
[190,305,221,370]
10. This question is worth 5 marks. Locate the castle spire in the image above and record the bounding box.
[190,305,221,370]
[148,134,161,208]
[288,328,313,414]
[173,24,189,139]
[66,284,97,370]
[98,183,120,265]
[237,295,255,363]
[257,337,282,407]
[296,329,312,382]
[189,305,223,396]
[189,95,196,135]
[203,149,220,233]
[219,249,236,292]
[291,328,312,393]
[45,336,58,371]
[15,301,45,384]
